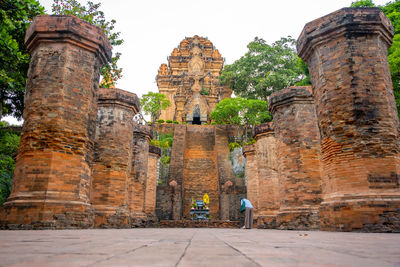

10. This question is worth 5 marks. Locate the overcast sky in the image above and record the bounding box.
[4,0,390,124]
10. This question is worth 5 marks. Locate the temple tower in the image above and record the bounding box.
[298,7,400,231]
[157,35,231,123]
[0,15,111,229]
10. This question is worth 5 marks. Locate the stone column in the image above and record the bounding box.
[91,88,139,228]
[0,15,111,229]
[254,122,280,228]
[269,86,322,230]
[242,144,259,218]
[144,145,161,216]
[175,95,186,123]
[129,124,152,224]
[298,8,400,232]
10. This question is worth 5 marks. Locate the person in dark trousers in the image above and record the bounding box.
[240,198,254,229]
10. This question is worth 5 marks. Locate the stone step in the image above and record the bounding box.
[159,220,241,228]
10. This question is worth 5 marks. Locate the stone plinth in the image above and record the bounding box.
[298,8,400,232]
[0,15,111,229]
[144,145,161,216]
[254,122,280,228]
[269,86,322,230]
[91,88,139,228]
[129,124,152,223]
[242,144,259,216]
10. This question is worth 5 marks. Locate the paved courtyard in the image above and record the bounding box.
[0,228,399,266]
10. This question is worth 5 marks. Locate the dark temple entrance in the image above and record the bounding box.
[192,116,201,125]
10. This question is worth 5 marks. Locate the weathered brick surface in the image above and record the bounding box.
[156,125,245,222]
[215,125,245,221]
[91,88,139,228]
[182,126,220,219]
[269,86,322,230]
[0,15,111,229]
[242,144,258,214]
[144,146,161,216]
[298,8,400,232]
[167,124,186,220]
[254,123,280,229]
[129,124,152,224]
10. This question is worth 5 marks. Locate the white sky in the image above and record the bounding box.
[4,0,390,125]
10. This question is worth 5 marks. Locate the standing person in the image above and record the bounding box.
[240,198,254,229]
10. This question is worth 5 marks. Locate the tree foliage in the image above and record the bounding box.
[350,0,375,7]
[0,122,20,205]
[51,0,123,88]
[210,97,271,126]
[0,0,44,120]
[219,36,308,100]
[351,0,400,118]
[140,92,171,122]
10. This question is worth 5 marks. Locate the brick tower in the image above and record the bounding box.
[298,8,400,231]
[0,15,111,228]
[91,88,140,228]
[269,86,322,230]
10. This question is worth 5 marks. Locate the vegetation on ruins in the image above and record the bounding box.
[51,0,123,88]
[210,97,271,126]
[219,36,309,100]
[0,122,20,205]
[350,0,376,7]
[351,0,400,118]
[150,132,174,184]
[140,92,171,123]
[0,0,44,120]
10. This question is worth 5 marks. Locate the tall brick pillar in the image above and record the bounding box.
[91,88,139,228]
[298,8,400,232]
[269,86,322,230]
[144,145,161,217]
[0,15,111,229]
[129,124,152,224]
[242,144,259,219]
[254,122,280,228]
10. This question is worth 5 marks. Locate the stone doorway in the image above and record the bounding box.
[192,116,201,125]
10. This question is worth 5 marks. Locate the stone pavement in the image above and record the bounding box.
[0,228,399,267]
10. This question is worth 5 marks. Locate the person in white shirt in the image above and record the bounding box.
[240,198,254,229]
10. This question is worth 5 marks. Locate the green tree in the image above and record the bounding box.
[0,122,20,205]
[350,0,375,7]
[51,0,123,88]
[220,36,308,100]
[351,0,400,118]
[382,1,400,118]
[0,0,44,120]
[210,97,271,126]
[140,92,171,122]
